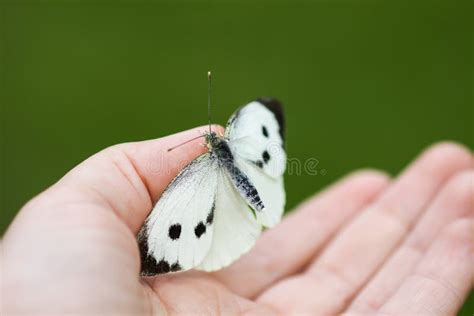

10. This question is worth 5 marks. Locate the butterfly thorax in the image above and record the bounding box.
[204,131,265,211]
[205,131,233,165]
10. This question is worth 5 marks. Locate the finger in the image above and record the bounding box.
[348,170,474,313]
[257,142,472,314]
[214,170,390,298]
[379,219,474,315]
[8,125,223,235]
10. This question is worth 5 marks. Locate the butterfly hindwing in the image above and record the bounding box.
[138,153,218,275]
[196,169,262,271]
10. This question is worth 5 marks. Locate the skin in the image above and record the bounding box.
[2,125,473,315]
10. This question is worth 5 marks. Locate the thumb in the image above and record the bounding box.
[5,125,223,237]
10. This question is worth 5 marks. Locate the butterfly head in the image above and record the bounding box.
[204,131,223,151]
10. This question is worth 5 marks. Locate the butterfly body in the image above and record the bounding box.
[205,131,234,165]
[206,132,265,212]
[138,98,286,275]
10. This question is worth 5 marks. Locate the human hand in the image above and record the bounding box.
[3,127,473,315]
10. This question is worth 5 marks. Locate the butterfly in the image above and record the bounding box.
[137,76,286,275]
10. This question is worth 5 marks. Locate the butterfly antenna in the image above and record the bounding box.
[207,70,212,134]
[167,72,213,152]
[167,134,205,152]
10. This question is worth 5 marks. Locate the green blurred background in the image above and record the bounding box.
[1,0,472,313]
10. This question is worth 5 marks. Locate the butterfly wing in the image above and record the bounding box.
[139,97,286,274]
[225,97,286,227]
[225,97,286,179]
[138,153,218,275]
[196,169,262,271]
[197,98,287,271]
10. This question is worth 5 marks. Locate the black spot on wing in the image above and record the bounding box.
[194,221,206,238]
[206,201,215,225]
[256,97,285,142]
[168,223,181,240]
[255,160,264,168]
[262,125,269,137]
[262,150,270,163]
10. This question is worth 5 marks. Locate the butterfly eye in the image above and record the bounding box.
[262,125,269,138]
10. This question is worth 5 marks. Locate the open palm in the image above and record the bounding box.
[3,126,473,315]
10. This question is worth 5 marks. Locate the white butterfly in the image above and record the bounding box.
[138,96,286,275]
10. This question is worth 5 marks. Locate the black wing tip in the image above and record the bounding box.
[137,224,164,276]
[138,223,183,276]
[256,97,285,141]
[137,225,157,276]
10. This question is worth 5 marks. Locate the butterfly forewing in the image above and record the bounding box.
[138,153,218,275]
[225,98,286,179]
[225,98,286,227]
